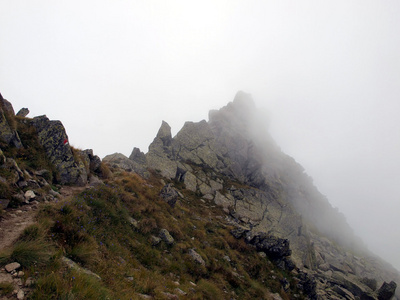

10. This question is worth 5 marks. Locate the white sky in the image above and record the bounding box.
[1,1,400,271]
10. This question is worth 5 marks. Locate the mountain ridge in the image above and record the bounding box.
[0,91,398,299]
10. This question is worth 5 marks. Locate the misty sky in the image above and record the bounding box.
[1,1,400,271]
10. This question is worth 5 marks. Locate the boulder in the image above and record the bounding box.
[160,183,180,208]
[377,281,397,300]
[188,249,205,266]
[183,171,197,192]
[5,262,21,273]
[82,149,102,173]
[31,116,87,186]
[16,108,29,117]
[24,190,36,201]
[159,229,174,245]
[247,232,291,259]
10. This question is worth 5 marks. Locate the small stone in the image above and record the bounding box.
[48,189,60,197]
[17,289,24,300]
[128,217,138,228]
[258,252,267,258]
[24,190,35,200]
[150,235,161,246]
[18,271,24,277]
[174,288,187,295]
[189,281,197,286]
[25,277,34,286]
[5,262,21,273]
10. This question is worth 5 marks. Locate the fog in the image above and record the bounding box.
[1,1,399,270]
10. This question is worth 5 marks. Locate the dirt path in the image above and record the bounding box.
[0,186,86,252]
[0,206,37,252]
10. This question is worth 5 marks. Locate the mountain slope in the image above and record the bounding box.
[0,92,398,299]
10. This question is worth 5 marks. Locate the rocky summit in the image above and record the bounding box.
[0,91,398,299]
[110,91,399,299]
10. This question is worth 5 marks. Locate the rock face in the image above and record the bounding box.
[146,121,177,179]
[128,91,399,299]
[0,94,23,148]
[31,115,87,186]
[378,281,397,300]
[160,184,180,208]
[103,152,148,177]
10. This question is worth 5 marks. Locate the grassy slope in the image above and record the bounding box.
[1,169,304,299]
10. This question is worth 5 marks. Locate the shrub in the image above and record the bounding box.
[30,268,110,300]
[195,279,225,299]
[19,224,41,241]
[0,282,14,296]
[0,240,53,268]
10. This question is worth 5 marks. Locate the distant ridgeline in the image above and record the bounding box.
[0,90,398,299]
[105,91,399,299]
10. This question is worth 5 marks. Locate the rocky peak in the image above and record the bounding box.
[120,92,399,299]
[209,91,256,137]
[153,120,172,148]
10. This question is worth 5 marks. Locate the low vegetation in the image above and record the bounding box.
[0,168,303,299]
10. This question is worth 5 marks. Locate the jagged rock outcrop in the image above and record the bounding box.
[0,94,22,148]
[145,121,177,179]
[16,108,29,117]
[31,115,87,186]
[81,149,102,174]
[103,152,149,178]
[128,91,399,299]
[378,281,397,300]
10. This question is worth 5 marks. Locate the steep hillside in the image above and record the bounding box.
[0,92,398,299]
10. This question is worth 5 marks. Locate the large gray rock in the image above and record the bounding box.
[377,281,397,300]
[247,232,291,259]
[103,152,149,177]
[126,92,400,294]
[82,149,102,173]
[31,115,87,186]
